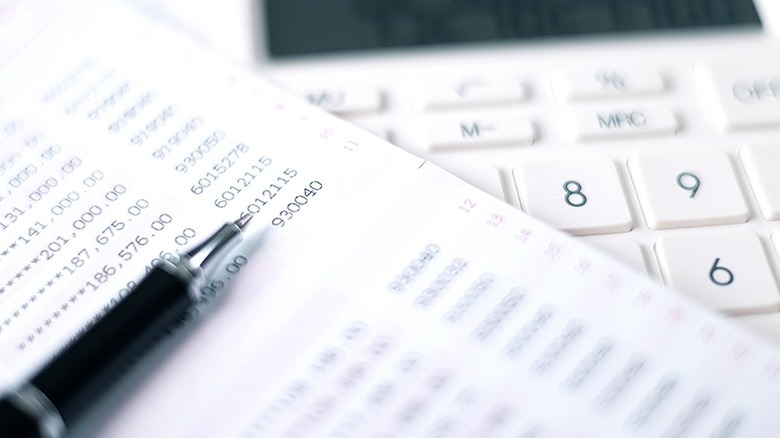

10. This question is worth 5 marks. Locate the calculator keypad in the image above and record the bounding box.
[282,45,780,344]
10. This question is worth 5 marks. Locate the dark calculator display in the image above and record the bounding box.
[264,0,762,57]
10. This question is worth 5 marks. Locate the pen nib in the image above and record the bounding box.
[234,214,253,231]
[184,216,252,274]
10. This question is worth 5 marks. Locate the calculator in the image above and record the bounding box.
[167,0,780,345]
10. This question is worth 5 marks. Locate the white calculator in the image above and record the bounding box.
[166,0,780,344]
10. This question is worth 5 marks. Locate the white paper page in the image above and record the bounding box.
[0,1,779,437]
[0,0,74,67]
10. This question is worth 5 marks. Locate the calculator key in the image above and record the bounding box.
[513,155,632,236]
[342,119,390,141]
[302,86,384,115]
[655,231,780,314]
[551,68,664,102]
[740,143,780,220]
[564,107,677,142]
[696,62,780,131]
[437,161,506,201]
[420,76,526,109]
[627,149,748,230]
[773,228,780,260]
[423,112,534,151]
[584,236,652,275]
[736,313,780,346]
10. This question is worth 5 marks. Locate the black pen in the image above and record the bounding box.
[0,215,253,438]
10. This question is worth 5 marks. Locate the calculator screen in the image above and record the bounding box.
[264,0,762,57]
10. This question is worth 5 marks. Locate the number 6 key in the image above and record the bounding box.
[655,230,780,314]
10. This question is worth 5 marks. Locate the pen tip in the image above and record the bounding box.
[234,214,253,231]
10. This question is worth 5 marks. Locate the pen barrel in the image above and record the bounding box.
[0,398,40,438]
[30,265,194,430]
